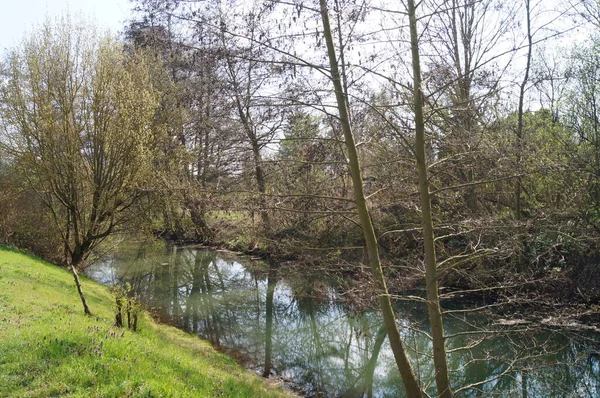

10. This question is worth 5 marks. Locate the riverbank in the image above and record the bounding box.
[170,234,600,332]
[161,211,600,311]
[86,241,600,397]
[0,246,294,398]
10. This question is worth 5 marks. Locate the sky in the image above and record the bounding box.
[0,0,134,53]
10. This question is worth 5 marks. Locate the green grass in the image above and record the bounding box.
[0,246,292,398]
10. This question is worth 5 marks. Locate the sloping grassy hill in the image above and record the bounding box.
[0,246,291,398]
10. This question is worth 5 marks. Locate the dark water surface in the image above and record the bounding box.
[86,239,600,397]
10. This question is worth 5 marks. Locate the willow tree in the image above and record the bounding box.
[0,18,160,315]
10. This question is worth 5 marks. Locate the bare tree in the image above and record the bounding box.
[318,0,423,396]
[407,0,453,395]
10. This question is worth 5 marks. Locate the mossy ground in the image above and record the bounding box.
[0,246,291,397]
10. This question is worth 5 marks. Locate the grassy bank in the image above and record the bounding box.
[0,246,291,398]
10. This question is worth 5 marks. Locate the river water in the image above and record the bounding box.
[86,239,600,397]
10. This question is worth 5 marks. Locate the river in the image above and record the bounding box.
[86,238,600,397]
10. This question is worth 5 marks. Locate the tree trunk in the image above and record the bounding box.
[516,0,533,272]
[407,0,453,396]
[251,140,271,235]
[516,0,532,221]
[318,1,422,396]
[70,245,87,271]
[70,264,92,316]
[70,241,92,316]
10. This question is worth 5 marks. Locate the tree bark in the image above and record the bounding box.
[516,0,533,221]
[407,0,453,396]
[251,139,271,235]
[515,0,533,272]
[318,1,422,396]
[70,264,92,316]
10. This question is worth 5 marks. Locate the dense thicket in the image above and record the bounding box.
[79,0,598,300]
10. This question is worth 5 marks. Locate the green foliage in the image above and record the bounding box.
[278,111,320,159]
[110,283,141,331]
[484,108,580,216]
[0,247,291,398]
[0,16,162,266]
[564,36,600,211]
[520,109,579,211]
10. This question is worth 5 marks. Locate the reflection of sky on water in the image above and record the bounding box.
[86,255,119,285]
[87,241,600,398]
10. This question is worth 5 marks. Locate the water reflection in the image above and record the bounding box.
[87,240,600,397]
[264,264,277,377]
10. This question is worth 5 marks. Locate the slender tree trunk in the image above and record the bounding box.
[251,140,271,235]
[69,239,92,316]
[516,0,533,272]
[516,0,532,221]
[221,22,272,236]
[70,264,92,316]
[407,0,452,397]
[318,1,422,396]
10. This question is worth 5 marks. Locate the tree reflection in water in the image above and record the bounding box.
[88,241,600,397]
[264,263,277,377]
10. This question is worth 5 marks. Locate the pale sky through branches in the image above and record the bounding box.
[0,0,133,53]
